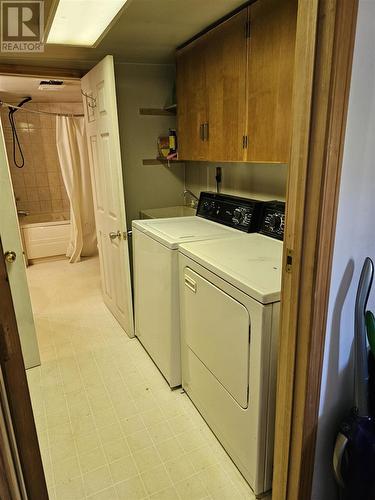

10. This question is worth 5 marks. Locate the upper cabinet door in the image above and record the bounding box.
[176,1,297,163]
[246,0,297,163]
[204,9,248,162]
[177,38,208,161]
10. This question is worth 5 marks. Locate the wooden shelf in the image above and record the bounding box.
[142,157,184,165]
[164,104,177,112]
[139,107,176,116]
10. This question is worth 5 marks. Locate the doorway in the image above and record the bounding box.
[0,0,360,497]
[1,81,95,259]
[0,69,256,499]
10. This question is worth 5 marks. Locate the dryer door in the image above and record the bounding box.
[183,268,250,408]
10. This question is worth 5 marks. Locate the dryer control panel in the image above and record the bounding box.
[197,192,263,233]
[259,201,285,240]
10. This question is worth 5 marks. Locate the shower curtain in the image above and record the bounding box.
[56,116,97,263]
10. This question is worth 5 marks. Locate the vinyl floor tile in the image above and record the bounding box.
[26,257,254,499]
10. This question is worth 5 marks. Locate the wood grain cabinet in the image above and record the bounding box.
[176,37,208,161]
[176,0,297,163]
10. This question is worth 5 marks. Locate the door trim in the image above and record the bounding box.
[0,366,24,500]
[273,0,359,498]
[0,0,360,495]
[0,238,48,499]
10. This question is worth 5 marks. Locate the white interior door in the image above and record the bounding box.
[0,122,40,369]
[81,56,134,337]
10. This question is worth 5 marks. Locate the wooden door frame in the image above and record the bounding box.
[273,0,359,498]
[0,365,24,500]
[0,0,359,497]
[0,238,48,499]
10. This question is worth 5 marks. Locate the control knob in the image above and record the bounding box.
[269,214,282,232]
[232,208,242,225]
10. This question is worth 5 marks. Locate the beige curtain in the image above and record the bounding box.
[56,116,97,263]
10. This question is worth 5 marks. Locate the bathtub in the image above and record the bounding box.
[19,212,70,261]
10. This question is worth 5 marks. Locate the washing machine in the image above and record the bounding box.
[178,201,285,497]
[132,192,263,387]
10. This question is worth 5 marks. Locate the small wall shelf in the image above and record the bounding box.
[139,107,176,116]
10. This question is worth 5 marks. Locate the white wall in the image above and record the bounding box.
[312,2,375,498]
[185,161,287,201]
[115,63,185,226]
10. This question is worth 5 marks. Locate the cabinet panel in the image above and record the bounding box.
[177,38,208,161]
[204,9,248,162]
[246,0,297,163]
[176,1,296,163]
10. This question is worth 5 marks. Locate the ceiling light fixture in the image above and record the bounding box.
[47,0,128,47]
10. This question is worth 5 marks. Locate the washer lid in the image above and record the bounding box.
[179,234,283,304]
[132,216,239,249]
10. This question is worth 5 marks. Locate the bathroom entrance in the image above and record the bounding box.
[0,56,135,370]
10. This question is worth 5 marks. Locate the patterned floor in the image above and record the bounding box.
[25,257,254,499]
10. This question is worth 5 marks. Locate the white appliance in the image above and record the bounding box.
[178,201,285,498]
[132,192,264,387]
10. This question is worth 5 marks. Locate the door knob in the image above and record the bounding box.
[4,251,16,263]
[109,231,121,241]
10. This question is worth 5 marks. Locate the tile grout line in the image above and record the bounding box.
[40,316,64,500]
[75,337,123,499]
[45,330,58,499]
[118,342,223,498]
[87,337,151,499]
[101,339,186,499]
[114,347,181,498]
[150,384,245,498]
[133,370,212,499]
[54,334,86,499]
[38,344,56,499]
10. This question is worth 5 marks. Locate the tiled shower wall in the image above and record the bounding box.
[1,102,83,216]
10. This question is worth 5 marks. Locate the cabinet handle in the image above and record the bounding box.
[199,123,204,141]
[204,122,209,141]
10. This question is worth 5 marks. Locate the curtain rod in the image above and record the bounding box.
[0,100,84,117]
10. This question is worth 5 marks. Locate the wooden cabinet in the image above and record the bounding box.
[176,37,208,161]
[246,0,297,162]
[204,8,248,162]
[176,0,297,163]
[177,9,247,162]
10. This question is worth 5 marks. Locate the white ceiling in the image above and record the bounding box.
[0,75,82,103]
[0,0,247,70]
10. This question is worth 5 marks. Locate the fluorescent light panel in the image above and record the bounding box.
[47,0,127,47]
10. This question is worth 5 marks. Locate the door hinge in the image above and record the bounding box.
[244,20,251,38]
[286,248,293,273]
[242,135,248,149]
